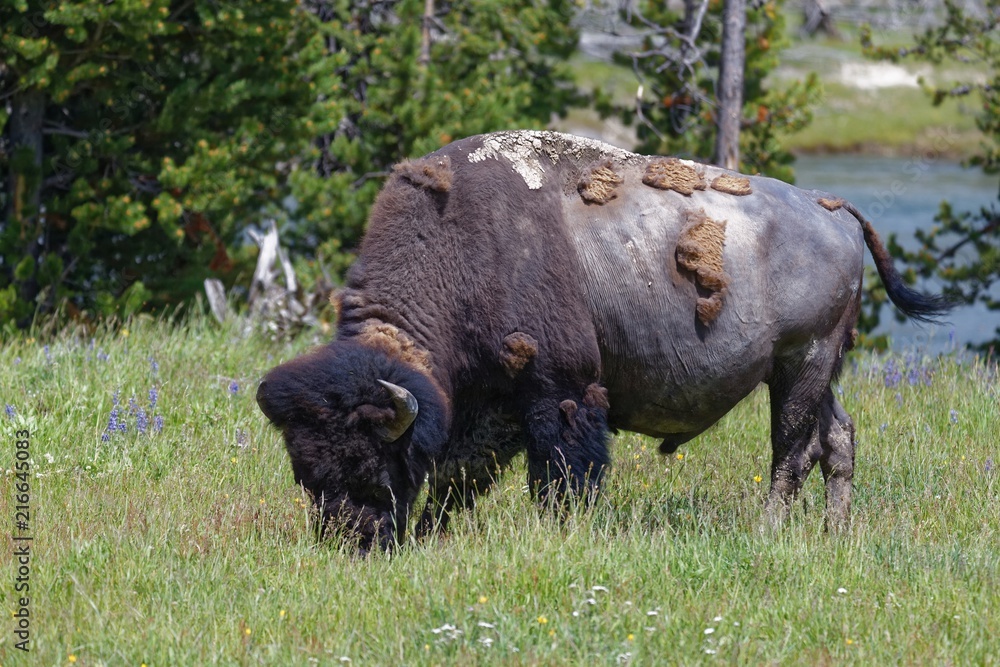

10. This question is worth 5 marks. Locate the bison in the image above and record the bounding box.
[256,130,949,552]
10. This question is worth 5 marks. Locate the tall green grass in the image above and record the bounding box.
[1,315,997,665]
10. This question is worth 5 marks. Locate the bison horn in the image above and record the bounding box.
[375,379,419,442]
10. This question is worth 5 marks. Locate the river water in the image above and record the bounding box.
[793,153,999,352]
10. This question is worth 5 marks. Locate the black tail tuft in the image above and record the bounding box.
[842,202,954,324]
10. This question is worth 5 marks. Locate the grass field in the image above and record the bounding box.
[1,314,997,665]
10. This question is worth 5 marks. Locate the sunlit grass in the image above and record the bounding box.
[0,315,997,665]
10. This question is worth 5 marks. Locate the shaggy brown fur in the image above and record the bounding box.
[356,320,434,375]
[676,209,729,325]
[582,383,610,410]
[559,400,579,430]
[500,332,538,378]
[393,156,453,192]
[711,174,753,196]
[577,160,624,205]
[642,158,706,196]
[817,197,844,211]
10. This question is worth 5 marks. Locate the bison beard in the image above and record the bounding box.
[257,130,951,552]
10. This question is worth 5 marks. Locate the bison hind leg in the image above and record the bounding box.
[764,343,846,528]
[819,389,855,532]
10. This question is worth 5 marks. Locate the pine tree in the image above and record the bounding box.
[289,0,582,283]
[0,1,340,325]
[0,0,583,326]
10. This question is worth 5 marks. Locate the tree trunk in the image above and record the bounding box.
[714,0,745,171]
[5,89,46,310]
[420,0,434,67]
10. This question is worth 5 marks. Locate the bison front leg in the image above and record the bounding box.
[523,383,612,506]
[417,456,515,538]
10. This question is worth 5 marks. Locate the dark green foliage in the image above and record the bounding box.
[595,0,820,181]
[0,0,582,327]
[862,0,1000,348]
[1,0,332,325]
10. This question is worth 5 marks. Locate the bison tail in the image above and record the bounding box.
[842,201,953,324]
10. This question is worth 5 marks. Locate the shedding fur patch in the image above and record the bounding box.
[642,158,706,196]
[393,156,453,192]
[676,209,729,325]
[817,196,844,211]
[356,320,433,375]
[577,160,624,205]
[582,383,609,410]
[500,332,538,378]
[710,174,752,196]
[559,400,578,430]
[848,328,859,351]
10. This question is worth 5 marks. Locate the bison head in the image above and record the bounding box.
[256,341,447,553]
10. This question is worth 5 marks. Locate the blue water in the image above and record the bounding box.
[793,154,999,351]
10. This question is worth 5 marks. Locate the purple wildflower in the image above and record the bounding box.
[884,359,902,388]
[97,349,109,362]
[104,404,121,440]
[136,408,149,434]
[229,380,239,395]
[149,356,159,376]
[5,404,15,419]
[14,357,21,365]
[153,415,164,433]
[114,393,127,433]
[986,458,994,474]
[149,387,158,412]
[44,344,53,364]
[949,409,959,425]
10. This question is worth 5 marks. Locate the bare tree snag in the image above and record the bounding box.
[715,0,746,171]
[420,0,434,67]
